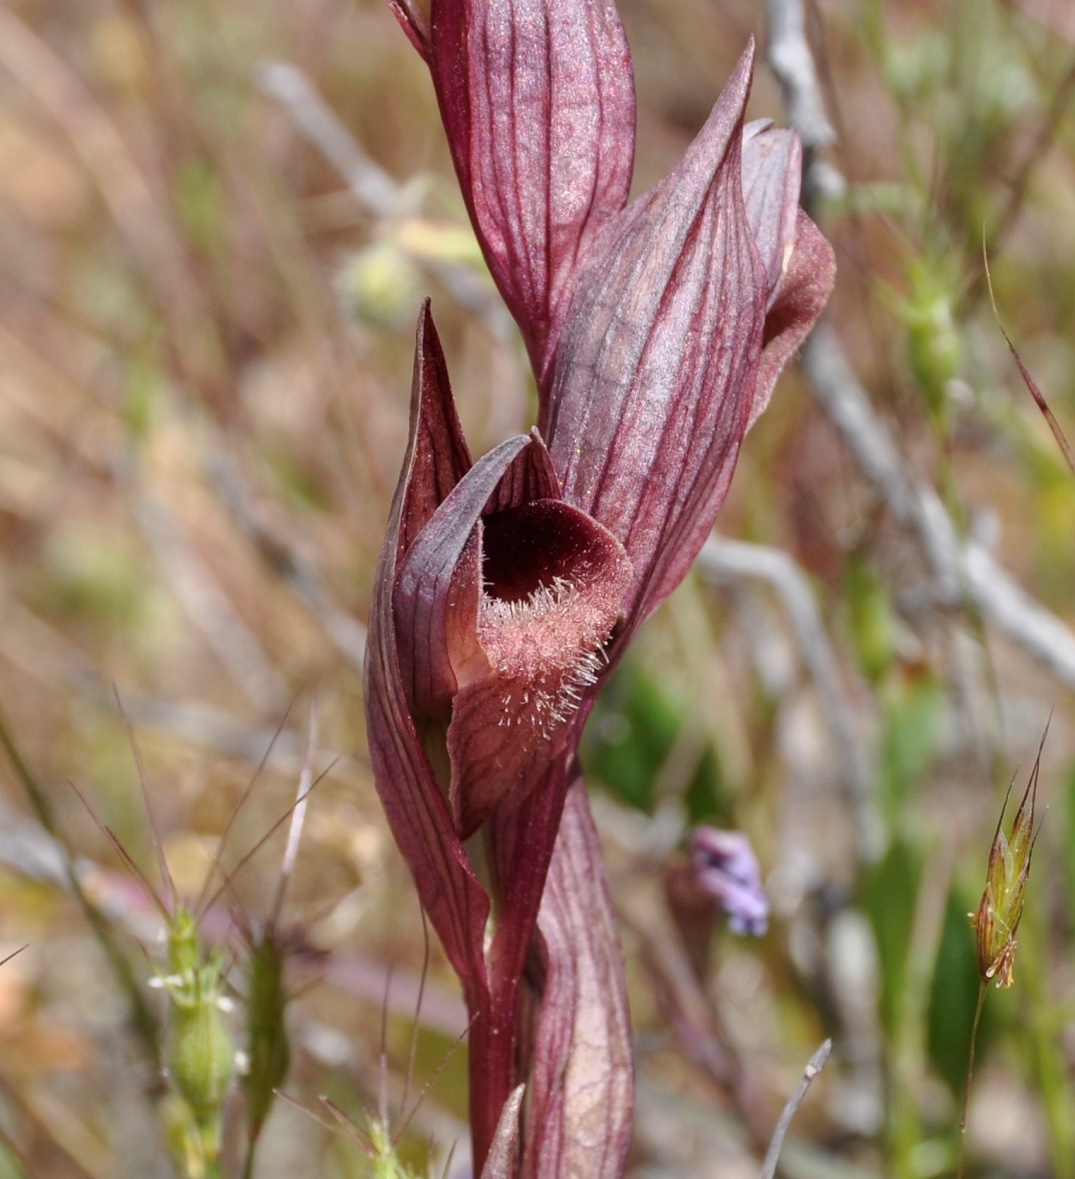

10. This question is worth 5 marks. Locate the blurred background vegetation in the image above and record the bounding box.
[0,0,1072,1175]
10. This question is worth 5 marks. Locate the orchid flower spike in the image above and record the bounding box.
[365,2,835,1174]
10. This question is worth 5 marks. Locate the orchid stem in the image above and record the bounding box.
[957,982,988,1179]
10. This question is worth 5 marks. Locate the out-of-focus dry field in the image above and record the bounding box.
[0,0,1073,1176]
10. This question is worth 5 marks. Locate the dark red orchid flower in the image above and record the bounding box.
[365,2,835,1175]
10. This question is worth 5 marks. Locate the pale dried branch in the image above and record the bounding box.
[760,1039,832,1179]
[803,325,1075,686]
[207,450,368,670]
[765,0,834,154]
[697,536,881,857]
[764,0,844,204]
[0,9,218,395]
[259,61,400,220]
[764,6,1075,689]
[136,497,289,712]
[258,61,511,333]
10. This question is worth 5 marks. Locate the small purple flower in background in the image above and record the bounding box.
[691,827,771,937]
[365,1,835,1174]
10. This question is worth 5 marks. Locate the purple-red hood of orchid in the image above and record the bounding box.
[365,2,835,1175]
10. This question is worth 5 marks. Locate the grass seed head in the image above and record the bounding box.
[969,733,1044,988]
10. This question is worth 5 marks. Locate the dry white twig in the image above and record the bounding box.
[258,61,511,333]
[121,693,350,773]
[766,2,1075,688]
[765,0,834,153]
[259,61,399,220]
[760,1038,832,1179]
[802,325,1075,686]
[207,449,368,671]
[697,537,881,856]
[136,497,289,712]
[765,0,845,203]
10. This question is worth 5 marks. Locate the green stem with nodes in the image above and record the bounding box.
[956,981,987,1179]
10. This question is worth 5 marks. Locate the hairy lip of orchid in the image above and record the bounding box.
[477,500,630,716]
[389,377,633,840]
[442,498,631,838]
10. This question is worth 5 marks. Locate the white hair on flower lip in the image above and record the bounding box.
[480,575,610,738]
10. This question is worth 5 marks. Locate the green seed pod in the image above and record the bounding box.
[155,905,235,1171]
[167,962,235,1122]
[241,928,290,1140]
[905,257,962,423]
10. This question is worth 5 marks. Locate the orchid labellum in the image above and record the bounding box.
[364,2,835,1175]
